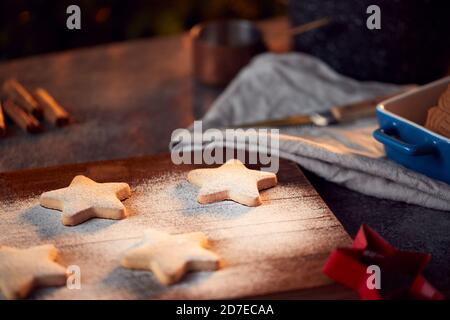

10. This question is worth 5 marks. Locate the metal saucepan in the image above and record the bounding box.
[190,18,330,87]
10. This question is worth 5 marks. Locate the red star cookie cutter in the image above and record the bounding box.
[323,224,444,300]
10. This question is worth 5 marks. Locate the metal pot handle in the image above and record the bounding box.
[373,128,435,156]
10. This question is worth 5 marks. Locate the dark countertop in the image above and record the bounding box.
[0,18,448,296]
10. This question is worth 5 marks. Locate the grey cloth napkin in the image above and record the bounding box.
[172,53,450,211]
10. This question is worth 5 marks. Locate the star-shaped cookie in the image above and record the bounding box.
[122,229,220,285]
[40,175,131,226]
[0,244,67,299]
[187,159,277,206]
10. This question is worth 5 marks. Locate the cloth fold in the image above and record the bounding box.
[171,53,450,211]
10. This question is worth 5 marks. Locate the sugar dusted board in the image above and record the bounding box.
[0,154,354,299]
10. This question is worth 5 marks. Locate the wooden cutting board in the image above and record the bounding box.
[0,154,354,299]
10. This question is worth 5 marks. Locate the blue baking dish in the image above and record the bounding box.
[373,76,450,184]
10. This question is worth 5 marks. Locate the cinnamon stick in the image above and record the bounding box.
[0,102,6,137]
[2,79,43,119]
[34,88,70,127]
[3,99,41,133]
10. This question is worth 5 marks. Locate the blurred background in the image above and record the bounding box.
[0,0,286,60]
[0,0,448,83]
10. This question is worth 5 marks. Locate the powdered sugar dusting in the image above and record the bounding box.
[0,168,351,299]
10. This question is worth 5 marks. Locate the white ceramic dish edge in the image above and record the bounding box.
[376,76,450,144]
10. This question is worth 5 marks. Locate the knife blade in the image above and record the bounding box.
[231,92,401,128]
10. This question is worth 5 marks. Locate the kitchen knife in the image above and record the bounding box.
[232,92,403,128]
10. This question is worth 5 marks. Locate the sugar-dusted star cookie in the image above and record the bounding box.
[0,244,67,299]
[40,175,131,226]
[187,159,277,206]
[122,229,221,285]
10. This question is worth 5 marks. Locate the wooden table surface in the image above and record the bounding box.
[0,17,448,297]
[0,154,356,299]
